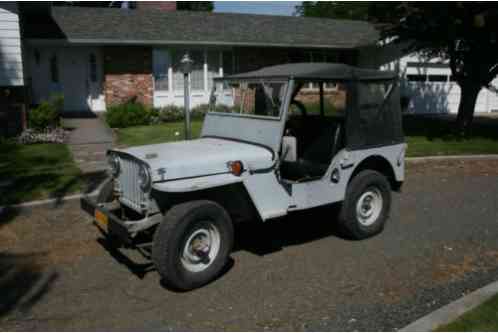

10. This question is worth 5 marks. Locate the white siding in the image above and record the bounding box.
[361,42,498,114]
[0,2,23,86]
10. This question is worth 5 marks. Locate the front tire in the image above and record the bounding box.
[339,170,391,240]
[152,200,234,291]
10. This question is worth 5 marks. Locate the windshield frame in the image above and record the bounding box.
[208,78,290,121]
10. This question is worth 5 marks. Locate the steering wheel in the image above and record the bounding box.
[285,100,307,137]
[290,100,307,117]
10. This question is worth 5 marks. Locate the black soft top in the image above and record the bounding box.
[218,63,397,81]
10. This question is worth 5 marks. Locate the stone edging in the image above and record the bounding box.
[400,279,498,331]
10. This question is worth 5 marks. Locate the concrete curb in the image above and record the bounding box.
[0,190,98,212]
[405,154,498,163]
[400,280,498,331]
[3,154,498,211]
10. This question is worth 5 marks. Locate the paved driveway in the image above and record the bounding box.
[1,159,498,331]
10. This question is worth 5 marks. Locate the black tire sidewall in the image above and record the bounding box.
[153,201,233,291]
[340,170,391,239]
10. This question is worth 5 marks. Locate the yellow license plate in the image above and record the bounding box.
[94,209,108,230]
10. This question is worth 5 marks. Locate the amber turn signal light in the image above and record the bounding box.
[227,161,244,176]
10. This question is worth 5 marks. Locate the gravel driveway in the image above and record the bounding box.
[1,159,498,331]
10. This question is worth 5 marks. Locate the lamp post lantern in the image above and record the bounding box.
[180,52,194,140]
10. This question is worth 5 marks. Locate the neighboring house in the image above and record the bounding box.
[364,40,498,114]
[0,1,26,135]
[396,54,498,114]
[15,1,379,114]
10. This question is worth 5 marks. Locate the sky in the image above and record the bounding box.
[214,1,300,16]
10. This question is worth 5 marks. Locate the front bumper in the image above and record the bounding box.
[80,196,132,245]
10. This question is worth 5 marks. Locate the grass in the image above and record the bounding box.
[115,115,498,158]
[436,293,498,331]
[0,141,82,205]
[404,115,498,157]
[116,121,203,147]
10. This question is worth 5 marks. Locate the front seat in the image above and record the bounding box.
[281,123,343,181]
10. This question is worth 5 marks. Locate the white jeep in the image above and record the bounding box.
[81,63,406,290]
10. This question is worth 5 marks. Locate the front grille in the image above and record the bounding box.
[116,155,146,212]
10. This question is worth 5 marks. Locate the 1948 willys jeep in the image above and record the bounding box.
[81,63,406,290]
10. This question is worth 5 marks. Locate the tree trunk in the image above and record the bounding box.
[455,81,481,136]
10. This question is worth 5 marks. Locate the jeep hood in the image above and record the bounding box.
[116,138,274,182]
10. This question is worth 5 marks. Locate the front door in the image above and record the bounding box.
[60,48,89,111]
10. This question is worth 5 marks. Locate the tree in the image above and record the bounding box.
[294,2,398,23]
[384,3,498,134]
[177,2,213,12]
[297,2,498,134]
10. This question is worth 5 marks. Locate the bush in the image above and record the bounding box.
[157,105,184,123]
[28,94,64,130]
[105,101,155,128]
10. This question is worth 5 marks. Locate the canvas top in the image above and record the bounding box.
[220,63,397,81]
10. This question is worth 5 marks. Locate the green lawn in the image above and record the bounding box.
[115,116,498,158]
[436,294,498,331]
[0,142,82,205]
[116,121,203,147]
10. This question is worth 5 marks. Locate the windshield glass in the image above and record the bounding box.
[209,80,288,119]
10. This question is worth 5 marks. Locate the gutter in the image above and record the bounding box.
[24,38,369,50]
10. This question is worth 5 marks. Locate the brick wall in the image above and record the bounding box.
[103,47,153,107]
[135,1,176,11]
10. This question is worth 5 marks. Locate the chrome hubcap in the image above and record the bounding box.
[356,188,383,226]
[181,222,221,273]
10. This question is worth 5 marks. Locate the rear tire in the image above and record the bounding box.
[339,170,391,239]
[152,200,234,291]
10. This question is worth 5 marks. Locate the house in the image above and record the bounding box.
[365,40,498,114]
[2,1,380,116]
[395,54,498,114]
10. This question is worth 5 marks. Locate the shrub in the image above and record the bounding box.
[157,105,184,123]
[28,94,64,130]
[191,104,210,120]
[105,101,154,128]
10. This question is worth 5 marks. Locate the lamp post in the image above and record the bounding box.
[180,52,193,140]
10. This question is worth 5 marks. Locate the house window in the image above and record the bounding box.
[50,54,58,83]
[207,51,220,90]
[222,51,234,76]
[153,49,170,91]
[89,53,97,82]
[173,50,205,92]
[428,75,448,82]
[34,49,41,66]
[407,74,426,82]
[190,51,204,91]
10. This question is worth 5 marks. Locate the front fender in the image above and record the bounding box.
[152,173,242,193]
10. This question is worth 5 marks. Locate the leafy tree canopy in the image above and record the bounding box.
[177,1,214,11]
[384,3,498,133]
[297,2,498,133]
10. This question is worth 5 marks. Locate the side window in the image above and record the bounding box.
[357,82,394,144]
[292,81,347,116]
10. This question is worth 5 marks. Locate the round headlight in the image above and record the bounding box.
[138,164,151,191]
[108,154,120,177]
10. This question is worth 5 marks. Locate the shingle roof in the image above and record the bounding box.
[221,63,397,81]
[25,6,379,49]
